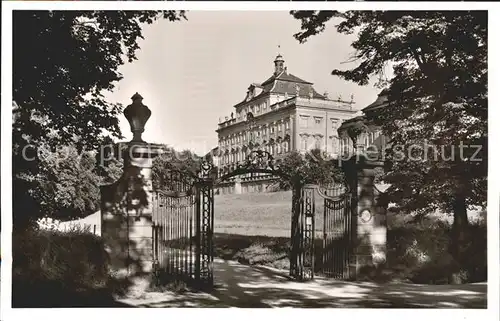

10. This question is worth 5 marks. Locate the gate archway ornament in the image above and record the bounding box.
[215,150,286,184]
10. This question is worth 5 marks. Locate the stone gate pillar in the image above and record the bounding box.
[100,93,163,278]
[343,154,388,277]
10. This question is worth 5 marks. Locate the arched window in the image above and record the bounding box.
[332,136,339,154]
[315,137,321,150]
[301,137,307,151]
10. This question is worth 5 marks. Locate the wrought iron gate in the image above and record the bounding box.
[290,184,316,281]
[317,185,353,279]
[151,151,354,285]
[152,164,214,287]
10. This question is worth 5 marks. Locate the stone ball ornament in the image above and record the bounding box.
[359,209,373,223]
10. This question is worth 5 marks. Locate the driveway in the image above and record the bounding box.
[117,258,487,308]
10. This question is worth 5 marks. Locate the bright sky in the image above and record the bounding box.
[104,11,385,156]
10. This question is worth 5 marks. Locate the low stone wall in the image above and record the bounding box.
[37,212,101,236]
[216,178,280,195]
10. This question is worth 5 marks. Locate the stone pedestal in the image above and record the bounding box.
[343,155,388,276]
[101,142,163,277]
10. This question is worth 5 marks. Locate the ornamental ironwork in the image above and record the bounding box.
[215,149,286,184]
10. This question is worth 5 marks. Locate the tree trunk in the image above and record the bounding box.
[450,194,469,262]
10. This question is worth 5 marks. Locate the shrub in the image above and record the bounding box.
[386,217,487,284]
[234,243,288,268]
[12,227,114,307]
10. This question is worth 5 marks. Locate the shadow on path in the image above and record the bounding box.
[119,258,487,308]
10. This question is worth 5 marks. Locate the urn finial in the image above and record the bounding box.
[124,92,151,142]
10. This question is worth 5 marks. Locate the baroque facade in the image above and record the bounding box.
[211,54,359,194]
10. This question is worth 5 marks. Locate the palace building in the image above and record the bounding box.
[210,53,360,194]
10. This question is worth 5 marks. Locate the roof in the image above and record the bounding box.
[362,90,389,113]
[340,115,366,125]
[204,146,219,159]
[234,69,324,107]
[261,71,312,86]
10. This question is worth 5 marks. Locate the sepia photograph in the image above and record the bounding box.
[1,3,497,318]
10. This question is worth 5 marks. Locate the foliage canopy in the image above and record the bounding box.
[291,10,487,217]
[13,10,187,226]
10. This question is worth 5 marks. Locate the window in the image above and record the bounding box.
[278,122,282,132]
[285,121,290,130]
[332,137,339,154]
[271,124,275,134]
[314,117,323,127]
[299,115,309,128]
[315,137,321,150]
[331,118,339,129]
[342,137,350,153]
[301,137,307,150]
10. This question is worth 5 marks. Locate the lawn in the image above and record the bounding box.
[214,190,325,238]
[212,191,330,273]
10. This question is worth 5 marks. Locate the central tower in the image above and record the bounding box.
[274,53,285,75]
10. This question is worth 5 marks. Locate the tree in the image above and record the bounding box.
[278,149,345,188]
[27,145,123,221]
[12,10,187,227]
[152,146,202,192]
[291,11,487,260]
